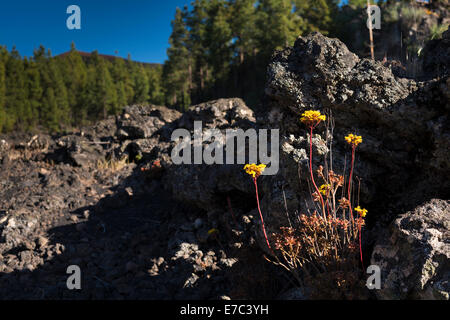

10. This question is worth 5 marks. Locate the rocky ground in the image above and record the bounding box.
[0,30,449,300]
[0,101,284,300]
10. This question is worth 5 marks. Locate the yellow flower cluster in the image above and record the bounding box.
[345,133,363,147]
[354,206,368,218]
[319,184,331,195]
[425,9,439,17]
[244,163,266,178]
[208,228,219,235]
[300,110,326,126]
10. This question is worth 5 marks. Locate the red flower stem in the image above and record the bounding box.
[326,196,331,217]
[253,177,273,252]
[347,146,356,227]
[359,221,364,270]
[348,145,364,269]
[309,126,326,218]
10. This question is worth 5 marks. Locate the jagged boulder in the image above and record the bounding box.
[115,105,181,162]
[175,98,255,131]
[163,98,257,211]
[117,104,181,140]
[371,199,450,300]
[53,134,105,167]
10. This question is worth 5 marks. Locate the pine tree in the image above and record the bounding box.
[25,57,42,129]
[256,0,302,56]
[293,0,339,35]
[87,51,117,119]
[186,0,210,99]
[163,7,191,109]
[205,0,233,96]
[33,45,50,128]
[4,47,31,131]
[146,65,165,105]
[348,0,369,8]
[111,57,129,110]
[0,47,7,132]
[133,64,150,103]
[61,42,88,124]
[230,0,258,64]
[124,55,136,104]
[37,49,70,131]
[41,87,59,132]
[49,55,70,129]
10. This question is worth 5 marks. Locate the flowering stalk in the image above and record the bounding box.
[309,126,326,218]
[347,145,356,227]
[345,134,364,269]
[355,206,367,269]
[244,164,273,253]
[345,134,362,229]
[300,110,327,220]
[253,177,272,251]
[359,221,363,269]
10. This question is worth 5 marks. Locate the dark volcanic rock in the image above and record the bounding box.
[371,199,450,300]
[163,98,257,211]
[117,105,181,140]
[175,98,255,131]
[55,134,105,167]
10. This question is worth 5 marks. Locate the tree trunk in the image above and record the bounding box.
[188,62,193,91]
[367,0,375,60]
[172,93,177,105]
[200,66,204,90]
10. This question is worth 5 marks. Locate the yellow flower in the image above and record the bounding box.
[345,133,363,147]
[319,184,331,195]
[208,228,219,235]
[354,206,368,218]
[244,163,266,178]
[300,110,326,126]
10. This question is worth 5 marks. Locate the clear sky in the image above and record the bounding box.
[0,0,191,63]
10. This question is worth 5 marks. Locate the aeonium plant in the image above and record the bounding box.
[242,109,370,296]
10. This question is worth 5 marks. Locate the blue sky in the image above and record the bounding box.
[0,1,191,63]
[0,1,380,63]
